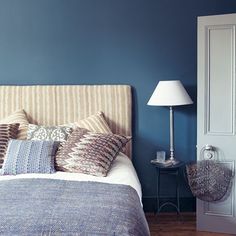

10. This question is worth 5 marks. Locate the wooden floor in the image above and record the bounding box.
[146,213,234,236]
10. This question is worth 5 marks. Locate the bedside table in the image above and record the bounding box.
[151,161,185,214]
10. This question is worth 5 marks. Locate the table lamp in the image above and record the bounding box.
[147,80,193,164]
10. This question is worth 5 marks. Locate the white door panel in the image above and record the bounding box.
[197,13,236,234]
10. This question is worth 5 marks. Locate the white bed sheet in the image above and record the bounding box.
[0,153,142,202]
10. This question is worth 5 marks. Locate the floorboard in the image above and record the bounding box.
[145,213,234,236]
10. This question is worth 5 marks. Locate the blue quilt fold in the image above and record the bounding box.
[0,178,149,236]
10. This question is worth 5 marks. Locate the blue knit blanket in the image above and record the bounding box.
[0,178,149,236]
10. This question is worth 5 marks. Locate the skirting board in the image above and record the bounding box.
[142,197,196,213]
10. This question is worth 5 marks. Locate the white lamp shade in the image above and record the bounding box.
[147,80,193,106]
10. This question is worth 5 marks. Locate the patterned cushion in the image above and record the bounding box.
[27,124,72,141]
[0,110,29,139]
[2,139,59,175]
[56,127,130,176]
[0,123,19,168]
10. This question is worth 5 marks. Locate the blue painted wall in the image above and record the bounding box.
[0,0,235,210]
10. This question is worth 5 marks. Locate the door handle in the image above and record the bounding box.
[200,145,217,160]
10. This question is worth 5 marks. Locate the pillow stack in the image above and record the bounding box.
[0,110,130,177]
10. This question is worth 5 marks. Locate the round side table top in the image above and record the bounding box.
[151,160,184,169]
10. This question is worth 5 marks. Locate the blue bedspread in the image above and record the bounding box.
[0,178,150,236]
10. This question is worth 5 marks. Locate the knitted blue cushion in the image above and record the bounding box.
[2,139,59,175]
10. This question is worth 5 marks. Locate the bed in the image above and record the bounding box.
[0,85,149,236]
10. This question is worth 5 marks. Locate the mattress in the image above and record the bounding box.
[0,152,142,201]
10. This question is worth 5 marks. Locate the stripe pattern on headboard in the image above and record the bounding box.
[0,85,132,158]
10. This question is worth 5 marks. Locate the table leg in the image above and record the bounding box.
[156,168,160,214]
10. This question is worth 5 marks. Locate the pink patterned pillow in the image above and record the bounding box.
[0,123,20,168]
[55,127,130,176]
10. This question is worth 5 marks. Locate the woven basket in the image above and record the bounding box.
[186,160,234,202]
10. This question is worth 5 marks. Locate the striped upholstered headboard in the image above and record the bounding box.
[0,85,132,158]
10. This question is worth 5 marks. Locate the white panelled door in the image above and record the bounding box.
[197,14,236,234]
